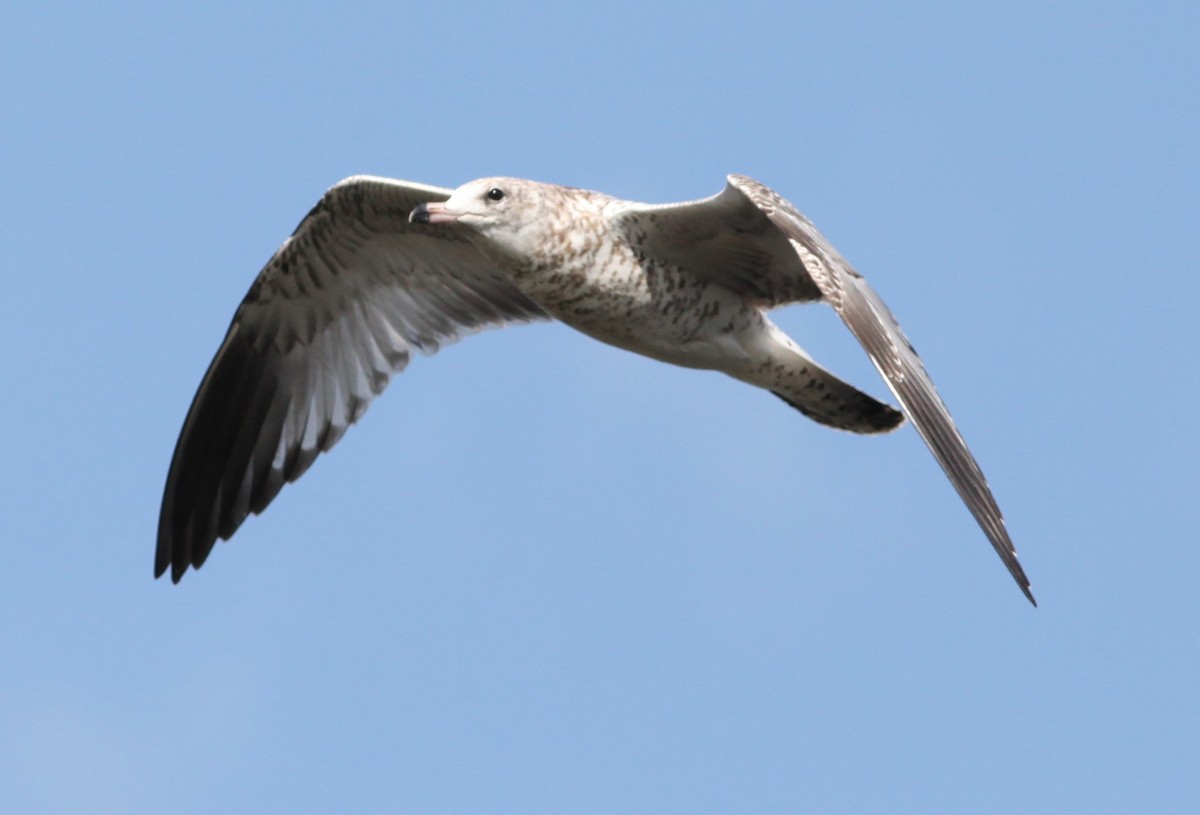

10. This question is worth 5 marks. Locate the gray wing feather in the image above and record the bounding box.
[725,174,1034,605]
[157,176,548,582]
[611,186,822,305]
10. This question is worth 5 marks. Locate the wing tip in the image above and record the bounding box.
[153,546,204,584]
[153,535,190,584]
[1005,554,1037,607]
[1020,582,1038,607]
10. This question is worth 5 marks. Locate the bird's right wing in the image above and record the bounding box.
[157,176,548,582]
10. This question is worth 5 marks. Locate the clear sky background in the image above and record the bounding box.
[2,2,1197,813]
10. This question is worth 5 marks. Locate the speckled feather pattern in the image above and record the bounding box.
[156,173,1033,605]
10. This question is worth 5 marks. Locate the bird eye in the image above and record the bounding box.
[486,187,505,202]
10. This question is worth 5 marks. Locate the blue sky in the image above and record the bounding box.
[3,1,1198,812]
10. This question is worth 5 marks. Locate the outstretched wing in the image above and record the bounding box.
[726,174,1034,605]
[614,176,1033,604]
[157,176,548,582]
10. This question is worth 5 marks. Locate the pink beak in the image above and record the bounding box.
[409,202,460,225]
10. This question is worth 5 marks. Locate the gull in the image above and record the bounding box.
[156,174,1034,604]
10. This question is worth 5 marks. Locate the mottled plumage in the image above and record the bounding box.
[158,174,1034,605]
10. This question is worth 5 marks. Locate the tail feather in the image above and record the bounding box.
[718,316,903,434]
[771,386,902,434]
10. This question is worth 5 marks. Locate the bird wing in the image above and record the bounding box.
[157,176,548,582]
[615,175,1034,604]
[610,182,823,306]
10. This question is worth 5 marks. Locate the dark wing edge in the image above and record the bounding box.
[727,175,1035,606]
[156,176,548,582]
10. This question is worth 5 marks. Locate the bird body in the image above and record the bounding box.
[418,178,903,430]
[157,173,1034,604]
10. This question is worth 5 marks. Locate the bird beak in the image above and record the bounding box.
[409,202,460,225]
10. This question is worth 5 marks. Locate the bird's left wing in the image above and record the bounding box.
[726,175,1034,605]
[157,176,548,582]
[615,176,1033,604]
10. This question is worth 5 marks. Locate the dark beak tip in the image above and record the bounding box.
[409,203,430,224]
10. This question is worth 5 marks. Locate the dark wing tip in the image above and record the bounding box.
[155,321,280,583]
[1005,553,1037,607]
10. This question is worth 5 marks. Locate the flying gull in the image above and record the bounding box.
[156,174,1035,604]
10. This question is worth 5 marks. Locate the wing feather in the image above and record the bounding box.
[157,176,548,581]
[725,174,1034,605]
[611,185,821,305]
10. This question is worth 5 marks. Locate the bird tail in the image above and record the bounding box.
[770,384,902,434]
[730,320,904,434]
